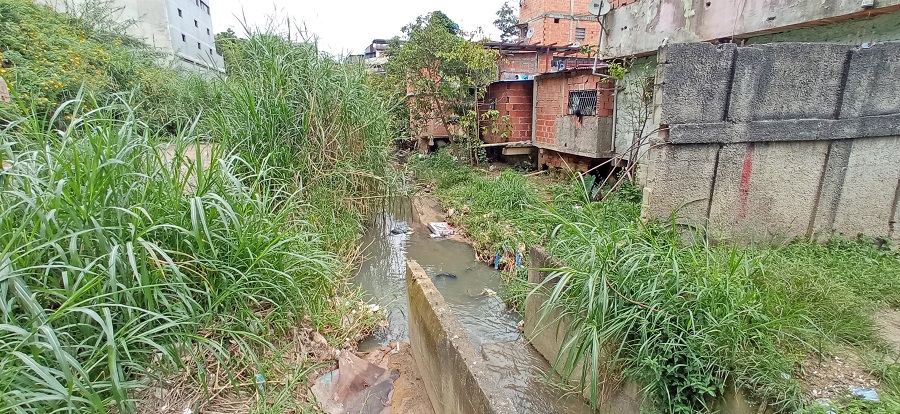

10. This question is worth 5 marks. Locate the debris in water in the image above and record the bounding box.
[850,387,879,402]
[482,288,497,297]
[428,221,455,236]
[435,273,457,278]
[389,224,409,235]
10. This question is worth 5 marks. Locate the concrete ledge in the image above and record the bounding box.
[667,114,900,144]
[524,247,766,414]
[406,260,517,414]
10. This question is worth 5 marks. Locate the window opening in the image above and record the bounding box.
[568,89,598,116]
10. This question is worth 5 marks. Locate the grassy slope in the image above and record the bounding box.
[0,2,394,413]
[411,151,900,414]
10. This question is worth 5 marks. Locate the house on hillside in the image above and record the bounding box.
[39,0,225,72]
[481,0,900,172]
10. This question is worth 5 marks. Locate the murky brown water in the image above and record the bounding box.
[351,200,592,413]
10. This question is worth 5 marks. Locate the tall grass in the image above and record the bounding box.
[203,27,398,254]
[538,201,900,413]
[0,99,337,413]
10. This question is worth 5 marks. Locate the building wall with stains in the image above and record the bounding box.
[642,42,900,243]
[596,0,900,59]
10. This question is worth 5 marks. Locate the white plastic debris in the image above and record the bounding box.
[428,222,455,236]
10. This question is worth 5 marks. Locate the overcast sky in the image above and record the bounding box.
[210,0,511,56]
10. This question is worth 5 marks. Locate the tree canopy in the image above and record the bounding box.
[385,11,498,163]
[494,1,519,42]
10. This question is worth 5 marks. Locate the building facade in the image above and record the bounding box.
[41,0,224,72]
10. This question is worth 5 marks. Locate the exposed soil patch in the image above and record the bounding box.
[797,352,880,401]
[875,308,900,355]
[411,195,468,244]
[376,343,435,414]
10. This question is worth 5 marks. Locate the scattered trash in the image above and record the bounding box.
[481,288,497,297]
[435,273,457,279]
[429,233,443,238]
[428,221,455,236]
[311,350,397,414]
[515,252,523,267]
[494,249,502,269]
[850,387,879,402]
[182,409,193,414]
[255,373,266,393]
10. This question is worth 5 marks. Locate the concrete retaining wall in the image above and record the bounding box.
[406,260,517,414]
[643,42,900,243]
[524,247,764,414]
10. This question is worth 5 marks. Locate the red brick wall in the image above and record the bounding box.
[534,71,614,146]
[527,16,601,46]
[521,0,600,22]
[498,53,539,79]
[481,82,534,144]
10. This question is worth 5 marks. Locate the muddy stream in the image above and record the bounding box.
[351,199,592,413]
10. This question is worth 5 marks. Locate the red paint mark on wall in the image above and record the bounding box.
[738,144,755,219]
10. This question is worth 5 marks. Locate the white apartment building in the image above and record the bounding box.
[42,0,225,72]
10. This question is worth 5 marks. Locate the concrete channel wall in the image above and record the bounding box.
[523,247,763,414]
[643,42,900,244]
[406,260,517,414]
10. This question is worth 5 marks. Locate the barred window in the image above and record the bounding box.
[568,90,598,116]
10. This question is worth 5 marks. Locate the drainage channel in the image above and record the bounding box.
[352,199,592,413]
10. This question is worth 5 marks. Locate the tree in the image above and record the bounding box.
[494,2,519,43]
[214,28,245,71]
[385,11,498,164]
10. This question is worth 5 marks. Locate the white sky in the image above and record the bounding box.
[210,0,512,56]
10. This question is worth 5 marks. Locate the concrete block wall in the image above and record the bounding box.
[482,82,534,144]
[644,42,900,243]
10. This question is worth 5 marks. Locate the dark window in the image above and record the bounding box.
[194,20,198,27]
[181,34,186,42]
[210,48,213,54]
[568,90,598,116]
[177,8,182,17]
[206,28,210,35]
[197,42,201,49]
[554,18,560,23]
[575,28,586,41]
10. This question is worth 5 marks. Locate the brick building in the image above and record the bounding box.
[479,0,900,173]
[479,0,613,168]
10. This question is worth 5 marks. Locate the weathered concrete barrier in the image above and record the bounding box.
[524,246,762,414]
[406,260,517,414]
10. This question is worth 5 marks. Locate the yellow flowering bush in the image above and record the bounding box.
[0,0,180,122]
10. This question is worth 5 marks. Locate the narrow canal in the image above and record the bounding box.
[351,199,592,413]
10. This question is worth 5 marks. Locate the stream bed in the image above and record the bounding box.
[351,200,592,413]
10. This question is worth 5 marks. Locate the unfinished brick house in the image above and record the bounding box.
[481,0,617,169]
[483,0,900,180]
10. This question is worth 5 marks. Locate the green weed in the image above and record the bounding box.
[0,99,337,413]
